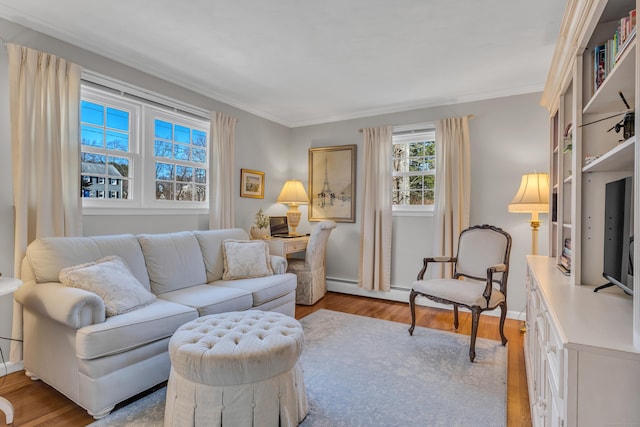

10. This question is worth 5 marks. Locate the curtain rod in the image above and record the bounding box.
[358,115,474,133]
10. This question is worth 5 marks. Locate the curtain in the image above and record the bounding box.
[432,116,471,278]
[7,43,82,361]
[358,126,393,291]
[209,112,237,229]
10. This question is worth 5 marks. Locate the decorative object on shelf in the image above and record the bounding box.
[584,154,599,165]
[308,145,357,223]
[508,172,550,255]
[276,179,309,235]
[240,169,265,199]
[250,208,270,239]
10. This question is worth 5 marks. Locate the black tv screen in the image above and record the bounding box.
[602,176,634,295]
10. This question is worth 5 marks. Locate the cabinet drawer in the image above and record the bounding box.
[287,240,307,252]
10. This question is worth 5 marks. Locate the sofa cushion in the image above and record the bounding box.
[212,272,297,306]
[59,256,157,317]
[157,284,253,316]
[222,239,274,280]
[76,299,198,360]
[193,229,250,282]
[27,237,102,283]
[91,234,150,290]
[137,231,207,294]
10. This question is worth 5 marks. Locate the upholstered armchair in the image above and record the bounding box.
[408,224,512,362]
[287,221,336,305]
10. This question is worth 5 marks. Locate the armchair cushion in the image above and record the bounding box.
[222,239,274,280]
[411,278,505,309]
[59,256,157,317]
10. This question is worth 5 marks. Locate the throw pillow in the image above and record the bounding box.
[222,239,274,280]
[59,255,156,317]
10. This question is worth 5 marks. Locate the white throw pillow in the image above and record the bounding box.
[59,256,156,317]
[222,239,274,280]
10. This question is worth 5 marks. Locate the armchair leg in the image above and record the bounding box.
[469,307,481,363]
[499,303,508,346]
[453,304,459,329]
[408,289,417,335]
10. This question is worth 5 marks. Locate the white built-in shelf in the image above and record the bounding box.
[583,36,636,115]
[564,175,572,184]
[563,223,572,229]
[582,136,635,173]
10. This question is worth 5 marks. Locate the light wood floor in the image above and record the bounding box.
[0,292,531,426]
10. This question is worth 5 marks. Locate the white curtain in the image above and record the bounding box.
[359,126,393,291]
[209,112,237,229]
[432,116,471,278]
[7,43,82,361]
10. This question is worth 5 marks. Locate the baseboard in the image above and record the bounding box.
[0,360,23,377]
[326,278,523,321]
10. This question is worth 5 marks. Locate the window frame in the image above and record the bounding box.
[392,123,436,216]
[80,78,210,215]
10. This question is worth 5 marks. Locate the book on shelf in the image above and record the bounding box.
[591,9,636,93]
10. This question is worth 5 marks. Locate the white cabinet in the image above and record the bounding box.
[526,256,640,427]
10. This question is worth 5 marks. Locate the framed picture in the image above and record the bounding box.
[240,169,265,198]
[308,145,356,222]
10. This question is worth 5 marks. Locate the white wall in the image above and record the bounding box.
[290,93,550,315]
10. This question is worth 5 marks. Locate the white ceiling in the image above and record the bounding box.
[0,0,567,127]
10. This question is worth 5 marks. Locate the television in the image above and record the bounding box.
[598,176,634,295]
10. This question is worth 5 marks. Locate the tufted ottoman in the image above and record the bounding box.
[164,310,308,427]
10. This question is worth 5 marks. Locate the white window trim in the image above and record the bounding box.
[80,73,211,214]
[392,122,436,216]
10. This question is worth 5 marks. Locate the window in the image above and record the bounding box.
[80,82,209,211]
[392,126,436,214]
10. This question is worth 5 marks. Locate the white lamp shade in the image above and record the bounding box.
[508,173,550,213]
[277,180,309,205]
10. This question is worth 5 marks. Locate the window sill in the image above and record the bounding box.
[83,207,209,216]
[392,208,434,217]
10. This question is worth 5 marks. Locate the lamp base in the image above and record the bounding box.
[530,220,541,255]
[286,205,302,235]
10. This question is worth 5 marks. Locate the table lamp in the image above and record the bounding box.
[277,179,309,235]
[508,172,550,255]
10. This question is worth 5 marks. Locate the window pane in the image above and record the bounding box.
[81,101,104,126]
[155,120,172,140]
[106,130,129,151]
[192,129,206,147]
[195,185,206,201]
[409,175,423,189]
[81,153,107,174]
[176,165,193,182]
[174,143,190,161]
[192,148,206,163]
[109,156,130,178]
[155,162,174,180]
[81,125,104,147]
[175,125,190,143]
[410,142,425,156]
[409,190,423,205]
[154,140,173,158]
[424,190,435,205]
[156,181,173,200]
[176,183,193,201]
[106,107,129,131]
[195,168,206,184]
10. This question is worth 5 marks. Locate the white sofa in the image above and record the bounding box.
[14,228,297,419]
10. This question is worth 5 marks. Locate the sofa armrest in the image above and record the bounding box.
[14,281,106,329]
[270,255,288,274]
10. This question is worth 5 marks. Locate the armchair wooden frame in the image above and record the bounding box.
[408,224,512,362]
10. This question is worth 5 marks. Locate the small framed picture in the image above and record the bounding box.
[240,169,265,198]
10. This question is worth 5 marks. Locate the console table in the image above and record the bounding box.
[265,235,309,257]
[0,277,21,425]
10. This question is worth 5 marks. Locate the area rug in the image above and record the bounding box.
[88,309,507,427]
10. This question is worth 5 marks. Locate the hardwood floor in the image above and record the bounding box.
[0,292,531,426]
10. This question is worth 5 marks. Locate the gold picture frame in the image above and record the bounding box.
[240,169,265,198]
[308,145,356,222]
